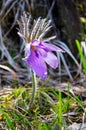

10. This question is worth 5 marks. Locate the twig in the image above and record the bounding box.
[0,25,19,71]
[0,64,17,80]
[24,0,31,13]
[0,0,17,23]
[4,7,20,37]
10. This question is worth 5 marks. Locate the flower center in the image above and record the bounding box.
[31,45,37,51]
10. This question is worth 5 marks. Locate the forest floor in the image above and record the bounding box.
[0,72,86,130]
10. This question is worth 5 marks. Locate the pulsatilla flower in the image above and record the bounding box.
[25,40,63,79]
[18,12,64,79]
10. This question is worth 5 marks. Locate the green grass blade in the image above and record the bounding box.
[0,107,16,130]
[58,91,63,129]
[76,39,86,73]
[42,122,49,130]
[3,112,16,130]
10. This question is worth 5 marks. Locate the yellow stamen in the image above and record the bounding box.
[31,45,37,51]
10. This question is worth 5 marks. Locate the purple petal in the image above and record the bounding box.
[44,52,58,69]
[40,42,64,52]
[31,40,40,46]
[25,50,47,80]
[38,48,47,57]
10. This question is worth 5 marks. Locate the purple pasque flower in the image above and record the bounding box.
[24,40,63,80]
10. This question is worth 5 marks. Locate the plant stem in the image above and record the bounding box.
[28,72,37,110]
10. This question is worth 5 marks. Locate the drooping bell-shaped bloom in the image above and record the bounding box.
[24,40,64,80]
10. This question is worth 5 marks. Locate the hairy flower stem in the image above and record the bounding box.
[28,71,37,110]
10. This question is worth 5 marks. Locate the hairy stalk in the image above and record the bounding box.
[28,72,37,110]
